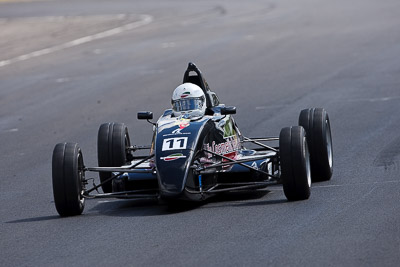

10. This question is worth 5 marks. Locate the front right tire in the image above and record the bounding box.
[279,126,311,201]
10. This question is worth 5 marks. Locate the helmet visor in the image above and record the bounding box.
[172,98,204,112]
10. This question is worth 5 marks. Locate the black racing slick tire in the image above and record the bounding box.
[279,126,311,201]
[299,108,333,182]
[97,123,132,193]
[52,143,85,217]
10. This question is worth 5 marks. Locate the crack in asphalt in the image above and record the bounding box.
[373,135,400,170]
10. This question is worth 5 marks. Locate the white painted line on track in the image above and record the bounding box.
[312,180,400,188]
[0,14,153,68]
[347,96,400,102]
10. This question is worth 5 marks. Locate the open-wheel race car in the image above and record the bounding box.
[52,62,333,216]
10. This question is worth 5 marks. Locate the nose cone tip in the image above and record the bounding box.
[160,189,184,200]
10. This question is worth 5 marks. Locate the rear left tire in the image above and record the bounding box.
[97,123,132,193]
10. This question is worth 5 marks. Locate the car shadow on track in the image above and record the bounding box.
[5,215,61,224]
[204,189,288,208]
[3,199,202,222]
[89,189,287,217]
[89,198,206,217]
[5,190,287,222]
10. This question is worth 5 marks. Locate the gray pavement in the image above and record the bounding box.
[1,0,400,266]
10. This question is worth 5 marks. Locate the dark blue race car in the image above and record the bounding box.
[52,62,333,217]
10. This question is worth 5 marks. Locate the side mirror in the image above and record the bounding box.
[221,106,236,115]
[137,111,153,120]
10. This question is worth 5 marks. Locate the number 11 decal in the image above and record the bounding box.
[162,137,188,151]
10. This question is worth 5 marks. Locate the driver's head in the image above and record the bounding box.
[171,83,206,118]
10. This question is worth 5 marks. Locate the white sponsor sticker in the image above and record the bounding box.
[162,137,188,151]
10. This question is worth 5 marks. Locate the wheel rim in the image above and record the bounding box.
[325,119,333,168]
[124,127,132,160]
[125,134,130,151]
[77,152,85,208]
[305,137,312,187]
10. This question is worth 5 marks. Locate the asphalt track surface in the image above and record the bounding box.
[1,0,400,266]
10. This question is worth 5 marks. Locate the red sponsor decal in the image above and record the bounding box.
[203,136,240,159]
[161,153,187,161]
[179,121,190,129]
[180,91,190,98]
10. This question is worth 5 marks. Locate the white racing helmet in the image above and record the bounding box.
[171,83,206,118]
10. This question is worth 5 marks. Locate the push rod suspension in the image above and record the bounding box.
[85,154,154,194]
[242,136,278,152]
[242,137,279,142]
[83,189,159,199]
[185,181,276,194]
[127,145,152,152]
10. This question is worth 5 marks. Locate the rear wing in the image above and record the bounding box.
[182,62,220,108]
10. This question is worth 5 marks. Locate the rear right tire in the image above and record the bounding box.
[299,108,333,182]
